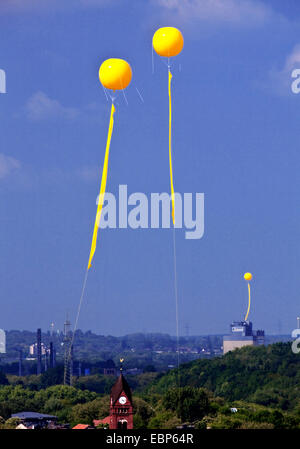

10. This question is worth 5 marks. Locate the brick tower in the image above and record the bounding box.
[109,361,133,429]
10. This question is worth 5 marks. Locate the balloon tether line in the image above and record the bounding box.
[173,226,180,384]
[66,101,116,379]
[66,268,89,376]
[168,63,181,420]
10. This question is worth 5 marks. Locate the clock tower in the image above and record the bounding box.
[109,361,134,429]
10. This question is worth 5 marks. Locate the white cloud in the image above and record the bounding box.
[22,92,107,122]
[38,166,100,185]
[153,0,275,26]
[283,44,300,72]
[25,91,79,121]
[75,166,100,182]
[0,153,21,179]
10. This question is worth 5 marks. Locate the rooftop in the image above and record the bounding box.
[11,412,57,420]
[72,424,93,429]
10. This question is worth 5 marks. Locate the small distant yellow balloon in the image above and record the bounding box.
[153,27,184,58]
[244,272,253,281]
[99,58,132,91]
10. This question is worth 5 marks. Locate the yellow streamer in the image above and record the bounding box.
[244,282,251,321]
[88,102,115,270]
[168,69,175,226]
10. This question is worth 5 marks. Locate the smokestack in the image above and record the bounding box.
[44,350,48,372]
[49,342,56,369]
[37,328,42,375]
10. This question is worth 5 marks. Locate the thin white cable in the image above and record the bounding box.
[135,87,144,103]
[122,88,128,106]
[102,85,109,102]
[152,45,154,74]
[172,225,180,383]
[66,268,89,378]
[172,224,182,421]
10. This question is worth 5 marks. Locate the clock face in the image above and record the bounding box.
[119,396,126,405]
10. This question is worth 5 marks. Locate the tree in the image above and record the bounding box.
[133,397,154,427]
[4,417,21,429]
[71,397,109,426]
[163,387,210,422]
[133,414,144,429]
[148,411,176,429]
[194,420,207,429]
[40,365,64,388]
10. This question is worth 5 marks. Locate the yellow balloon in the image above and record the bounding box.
[99,58,132,91]
[244,272,253,281]
[153,27,184,58]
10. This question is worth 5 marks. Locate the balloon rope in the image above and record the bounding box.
[244,282,251,321]
[88,102,115,270]
[169,68,180,412]
[65,102,116,383]
[168,68,175,226]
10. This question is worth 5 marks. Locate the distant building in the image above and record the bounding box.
[0,329,6,353]
[11,412,57,429]
[109,373,134,429]
[81,360,116,377]
[223,321,265,354]
[29,342,47,356]
[16,423,30,430]
[101,359,116,376]
[96,373,134,429]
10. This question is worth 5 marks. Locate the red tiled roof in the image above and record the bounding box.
[93,416,110,426]
[72,424,91,429]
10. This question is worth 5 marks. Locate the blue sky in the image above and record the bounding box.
[0,0,300,336]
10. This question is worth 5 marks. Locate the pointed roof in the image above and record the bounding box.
[111,373,132,404]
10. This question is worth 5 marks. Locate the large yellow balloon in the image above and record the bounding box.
[153,27,184,58]
[244,272,253,281]
[99,58,132,91]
